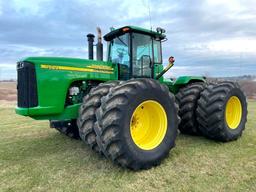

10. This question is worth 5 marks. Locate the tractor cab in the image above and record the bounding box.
[104,26,166,80]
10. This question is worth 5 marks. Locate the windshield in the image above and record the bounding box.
[109,33,130,80]
[109,34,129,65]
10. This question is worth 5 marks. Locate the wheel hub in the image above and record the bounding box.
[130,100,167,150]
[225,96,242,129]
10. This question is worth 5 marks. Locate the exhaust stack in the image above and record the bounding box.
[87,33,95,60]
[96,27,103,61]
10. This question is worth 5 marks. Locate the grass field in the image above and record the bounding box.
[0,99,255,192]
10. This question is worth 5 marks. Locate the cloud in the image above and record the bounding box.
[0,0,255,79]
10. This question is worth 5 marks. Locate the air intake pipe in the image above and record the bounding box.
[87,33,95,60]
[96,27,103,61]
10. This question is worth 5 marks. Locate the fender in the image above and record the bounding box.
[174,76,206,86]
[163,76,206,94]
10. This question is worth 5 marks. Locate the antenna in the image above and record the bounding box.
[147,0,152,30]
[239,52,242,77]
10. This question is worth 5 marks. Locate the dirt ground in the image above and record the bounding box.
[0,82,17,101]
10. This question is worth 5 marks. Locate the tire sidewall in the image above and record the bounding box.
[118,87,177,163]
[223,88,247,137]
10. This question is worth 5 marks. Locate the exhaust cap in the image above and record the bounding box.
[87,33,95,60]
[96,27,103,61]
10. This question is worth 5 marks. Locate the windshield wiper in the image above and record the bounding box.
[117,36,128,47]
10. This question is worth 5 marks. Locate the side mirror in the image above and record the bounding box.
[168,56,175,64]
[141,55,152,68]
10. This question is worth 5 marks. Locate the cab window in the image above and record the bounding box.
[153,40,162,64]
[109,33,130,80]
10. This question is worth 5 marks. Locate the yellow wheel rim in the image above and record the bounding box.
[225,96,242,129]
[130,100,167,150]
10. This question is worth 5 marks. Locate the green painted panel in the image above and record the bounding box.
[162,76,206,94]
[31,104,80,120]
[174,76,205,85]
[16,57,118,119]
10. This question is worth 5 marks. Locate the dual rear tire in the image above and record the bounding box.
[176,81,247,142]
[196,82,247,141]
[176,82,206,135]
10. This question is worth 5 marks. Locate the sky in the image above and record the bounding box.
[0,0,255,80]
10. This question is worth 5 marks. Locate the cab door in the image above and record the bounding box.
[131,33,153,78]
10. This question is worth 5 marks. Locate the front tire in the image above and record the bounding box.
[95,79,180,170]
[77,81,120,153]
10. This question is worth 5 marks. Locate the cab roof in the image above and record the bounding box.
[103,26,166,41]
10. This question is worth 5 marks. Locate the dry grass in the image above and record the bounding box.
[0,100,255,192]
[0,82,255,191]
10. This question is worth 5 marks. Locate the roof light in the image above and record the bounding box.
[122,27,130,32]
[156,27,166,34]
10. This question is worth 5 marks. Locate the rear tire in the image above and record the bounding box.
[77,81,120,153]
[95,79,179,170]
[50,120,80,139]
[196,82,247,141]
[176,82,206,135]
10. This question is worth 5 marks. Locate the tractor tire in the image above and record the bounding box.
[196,82,247,142]
[50,119,80,139]
[94,78,179,170]
[176,82,206,135]
[77,81,120,153]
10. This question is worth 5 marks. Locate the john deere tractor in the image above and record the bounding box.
[16,26,247,170]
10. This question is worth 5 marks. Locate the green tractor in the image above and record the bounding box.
[16,26,247,170]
